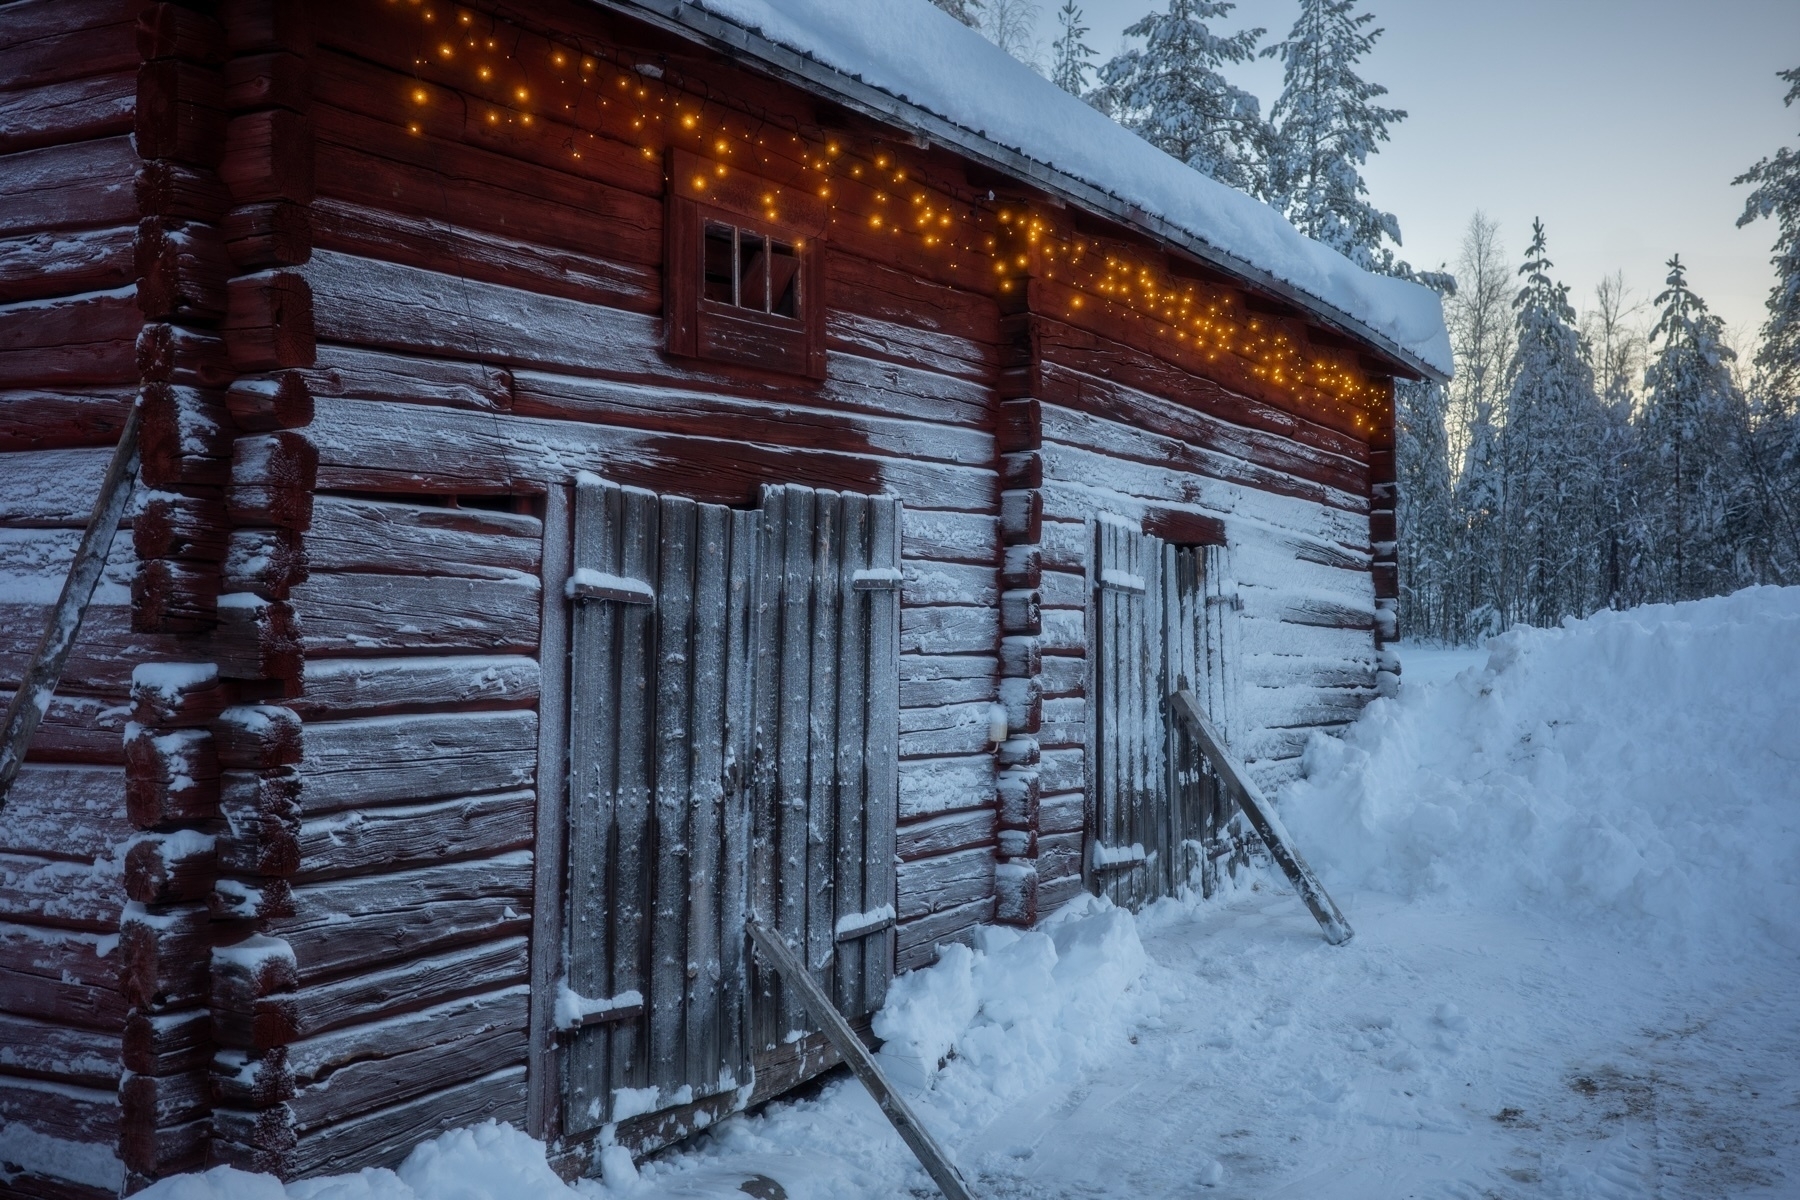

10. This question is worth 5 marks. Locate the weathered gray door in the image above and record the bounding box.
[1092,523,1236,907]
[561,476,899,1134]
[748,484,901,1054]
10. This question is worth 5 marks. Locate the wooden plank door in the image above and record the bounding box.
[1165,544,1235,896]
[562,476,758,1135]
[748,484,901,1055]
[1091,518,1167,907]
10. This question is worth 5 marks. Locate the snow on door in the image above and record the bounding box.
[1091,520,1237,908]
[560,477,899,1135]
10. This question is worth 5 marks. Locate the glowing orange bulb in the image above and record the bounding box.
[692,175,707,190]
[478,66,491,80]
[412,88,427,103]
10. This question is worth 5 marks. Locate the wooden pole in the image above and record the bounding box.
[0,405,142,814]
[1170,689,1354,945]
[744,919,977,1200]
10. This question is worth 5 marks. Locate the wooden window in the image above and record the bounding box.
[666,149,827,379]
[1090,522,1239,909]
[557,476,900,1136]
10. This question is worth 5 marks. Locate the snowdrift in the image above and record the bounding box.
[1284,586,1800,953]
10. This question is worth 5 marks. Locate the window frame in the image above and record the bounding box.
[666,149,828,379]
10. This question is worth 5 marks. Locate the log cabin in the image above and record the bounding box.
[0,0,1451,1192]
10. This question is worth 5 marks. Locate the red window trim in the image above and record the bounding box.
[665,149,827,380]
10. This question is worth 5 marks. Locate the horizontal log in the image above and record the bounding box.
[897,809,995,861]
[0,765,129,862]
[223,527,309,597]
[513,368,991,469]
[137,321,232,389]
[136,159,232,226]
[215,935,528,1049]
[1035,320,1367,459]
[899,652,996,709]
[899,701,998,760]
[0,226,135,307]
[0,446,115,526]
[222,199,312,272]
[311,195,657,315]
[311,86,658,265]
[289,571,540,657]
[302,392,990,512]
[0,0,137,90]
[218,789,534,881]
[215,986,526,1122]
[135,58,226,166]
[210,594,303,681]
[118,900,211,1008]
[210,1066,526,1179]
[0,71,135,158]
[265,856,533,984]
[0,1010,121,1088]
[227,430,318,529]
[123,1006,211,1078]
[130,662,230,729]
[120,1068,210,1167]
[124,725,219,828]
[1041,402,1365,517]
[225,370,313,431]
[225,0,315,56]
[137,1,227,65]
[211,704,301,769]
[1038,696,1085,749]
[0,1075,120,1150]
[895,896,993,973]
[897,754,994,820]
[900,606,997,656]
[0,688,129,764]
[902,509,997,566]
[302,341,512,411]
[0,386,132,453]
[223,50,310,114]
[900,560,996,607]
[220,108,314,206]
[279,711,538,816]
[131,493,224,565]
[223,268,315,371]
[1039,788,1085,835]
[0,287,141,389]
[305,495,540,578]
[0,852,123,929]
[0,136,139,237]
[132,557,222,634]
[0,919,125,1025]
[124,831,217,905]
[136,219,232,323]
[288,655,540,720]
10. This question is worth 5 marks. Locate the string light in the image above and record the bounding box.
[386,0,1390,432]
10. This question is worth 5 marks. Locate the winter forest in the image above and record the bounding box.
[937,0,1800,643]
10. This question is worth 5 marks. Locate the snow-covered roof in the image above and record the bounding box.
[608,0,1452,380]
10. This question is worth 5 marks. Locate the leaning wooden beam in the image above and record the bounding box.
[745,919,976,1200]
[0,404,142,813]
[1170,688,1354,945]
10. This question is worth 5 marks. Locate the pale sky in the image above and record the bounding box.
[1026,0,1800,354]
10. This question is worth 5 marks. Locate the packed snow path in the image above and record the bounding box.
[137,589,1800,1199]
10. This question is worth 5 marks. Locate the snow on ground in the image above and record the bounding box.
[141,589,1800,1200]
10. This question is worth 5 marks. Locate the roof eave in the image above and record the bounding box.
[594,0,1448,385]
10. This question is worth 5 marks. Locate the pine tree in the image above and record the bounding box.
[1499,220,1604,626]
[1734,67,1800,583]
[1734,67,1800,400]
[1050,1,1098,97]
[1444,213,1513,639]
[1261,0,1405,272]
[1636,256,1751,602]
[931,0,984,27]
[1096,0,1267,193]
[1395,377,1456,642]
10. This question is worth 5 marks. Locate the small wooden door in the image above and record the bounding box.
[560,476,899,1134]
[1091,522,1236,908]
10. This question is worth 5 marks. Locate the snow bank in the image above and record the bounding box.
[679,0,1451,375]
[1283,587,1800,953]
